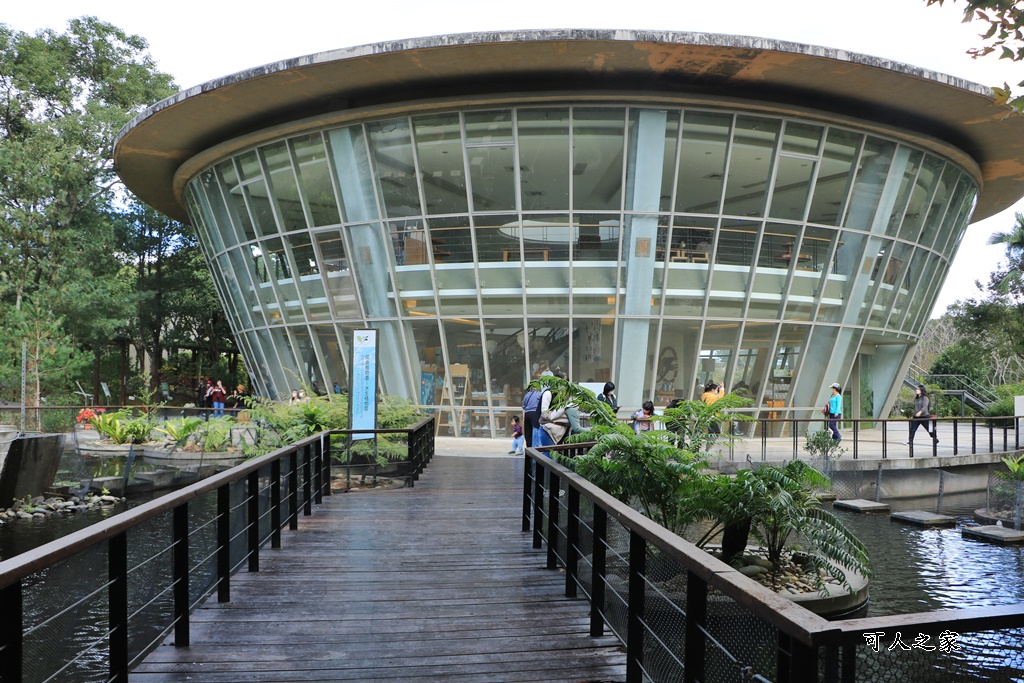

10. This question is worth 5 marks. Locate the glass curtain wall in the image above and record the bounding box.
[186,103,978,432]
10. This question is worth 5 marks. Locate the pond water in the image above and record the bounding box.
[2,459,1023,681]
[834,492,1024,617]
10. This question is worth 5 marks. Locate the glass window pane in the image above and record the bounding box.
[663,216,715,317]
[573,107,625,211]
[936,171,975,256]
[313,325,348,393]
[843,137,897,231]
[919,163,958,250]
[432,217,479,317]
[869,240,911,327]
[716,218,759,267]
[293,133,341,227]
[518,214,571,262]
[314,231,359,319]
[467,143,516,212]
[427,216,473,263]
[262,141,305,232]
[286,233,318,277]
[807,128,861,225]
[886,148,924,237]
[473,214,520,264]
[574,214,620,262]
[346,222,398,319]
[769,155,816,221]
[410,319,444,407]
[768,324,810,407]
[781,121,822,155]
[676,110,731,214]
[367,118,422,218]
[235,150,261,182]
[218,160,256,242]
[518,108,570,211]
[390,218,428,266]
[414,113,469,215]
[898,154,944,243]
[439,319,485,436]
[244,178,278,237]
[484,322,528,411]
[188,179,227,253]
[722,116,781,218]
[465,109,513,144]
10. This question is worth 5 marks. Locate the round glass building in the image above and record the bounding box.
[115,30,1024,437]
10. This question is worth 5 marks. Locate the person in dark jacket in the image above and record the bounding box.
[905,385,938,445]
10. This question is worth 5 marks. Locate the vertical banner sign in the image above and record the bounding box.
[350,329,378,440]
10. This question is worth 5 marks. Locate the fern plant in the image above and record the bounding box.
[688,460,871,593]
[156,417,204,445]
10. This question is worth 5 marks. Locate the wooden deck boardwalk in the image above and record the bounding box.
[132,454,626,682]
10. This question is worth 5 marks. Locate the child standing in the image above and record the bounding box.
[510,416,525,454]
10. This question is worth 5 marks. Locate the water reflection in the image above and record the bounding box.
[833,492,1024,617]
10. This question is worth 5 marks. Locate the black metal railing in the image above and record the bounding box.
[642,414,1023,462]
[523,447,1024,682]
[0,417,434,683]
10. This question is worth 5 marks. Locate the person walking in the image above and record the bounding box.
[509,416,525,455]
[905,385,938,445]
[827,382,843,442]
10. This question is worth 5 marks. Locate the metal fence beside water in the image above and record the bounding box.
[0,417,434,683]
[524,445,1024,682]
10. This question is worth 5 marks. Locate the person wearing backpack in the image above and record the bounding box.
[521,385,542,449]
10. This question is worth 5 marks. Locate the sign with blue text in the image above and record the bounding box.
[350,329,378,440]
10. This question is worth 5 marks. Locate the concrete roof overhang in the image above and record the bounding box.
[114,29,1024,224]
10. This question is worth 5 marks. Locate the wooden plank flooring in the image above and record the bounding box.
[132,455,626,682]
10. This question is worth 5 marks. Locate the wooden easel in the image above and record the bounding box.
[436,364,470,436]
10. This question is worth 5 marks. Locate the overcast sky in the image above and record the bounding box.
[6,0,1020,317]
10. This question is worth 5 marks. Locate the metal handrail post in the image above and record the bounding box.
[313,439,323,504]
[271,459,282,549]
[247,470,260,573]
[217,484,231,602]
[547,472,560,570]
[533,460,544,549]
[626,530,647,683]
[108,532,128,683]
[522,455,532,532]
[590,506,607,637]
[303,444,312,516]
[852,420,858,460]
[565,486,580,598]
[172,504,190,647]
[288,450,299,531]
[0,581,22,682]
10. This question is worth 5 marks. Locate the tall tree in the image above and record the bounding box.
[0,17,175,404]
[987,211,1024,293]
[118,200,236,389]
